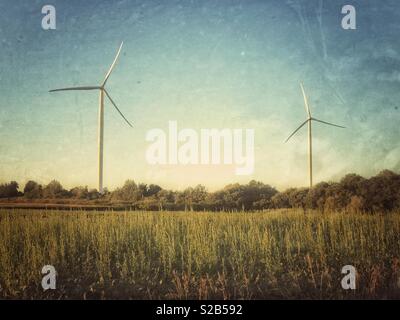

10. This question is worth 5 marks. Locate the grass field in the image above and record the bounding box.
[0,209,400,299]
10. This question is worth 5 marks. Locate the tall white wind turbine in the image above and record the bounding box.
[49,42,132,194]
[285,83,345,189]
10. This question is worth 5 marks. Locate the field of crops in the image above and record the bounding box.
[0,209,400,299]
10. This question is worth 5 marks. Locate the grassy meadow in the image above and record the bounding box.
[0,209,400,299]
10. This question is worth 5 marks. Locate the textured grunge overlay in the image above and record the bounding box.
[0,0,400,301]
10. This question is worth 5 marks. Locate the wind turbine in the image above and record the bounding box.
[49,42,132,194]
[285,83,345,189]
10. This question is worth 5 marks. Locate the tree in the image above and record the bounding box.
[288,188,309,213]
[3,169,400,213]
[0,181,20,198]
[183,187,194,211]
[271,189,292,209]
[70,186,89,199]
[137,183,148,200]
[191,185,207,210]
[306,182,330,212]
[23,180,42,199]
[156,189,174,210]
[87,188,100,200]
[146,184,162,197]
[364,170,400,212]
[42,180,66,198]
[347,195,365,214]
[111,180,139,202]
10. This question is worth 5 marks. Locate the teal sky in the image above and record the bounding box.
[0,0,399,191]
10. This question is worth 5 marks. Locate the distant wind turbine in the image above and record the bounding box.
[49,42,132,194]
[285,83,345,189]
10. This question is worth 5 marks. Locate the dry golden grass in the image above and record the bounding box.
[0,209,399,299]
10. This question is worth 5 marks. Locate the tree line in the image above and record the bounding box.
[0,170,399,213]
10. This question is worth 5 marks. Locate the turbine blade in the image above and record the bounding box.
[104,89,133,127]
[312,118,346,128]
[285,119,309,143]
[49,86,100,92]
[300,82,311,118]
[102,42,124,87]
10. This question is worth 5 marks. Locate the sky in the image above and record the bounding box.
[0,0,399,191]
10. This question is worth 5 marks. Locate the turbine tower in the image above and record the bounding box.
[49,42,132,194]
[285,83,345,189]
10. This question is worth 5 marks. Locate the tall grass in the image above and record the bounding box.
[0,209,399,299]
